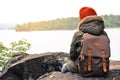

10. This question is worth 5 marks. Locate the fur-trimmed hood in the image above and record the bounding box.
[78,16,105,35]
[79,16,104,26]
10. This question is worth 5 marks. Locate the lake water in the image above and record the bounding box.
[0,28,120,60]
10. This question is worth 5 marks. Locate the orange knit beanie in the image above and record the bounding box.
[79,7,97,21]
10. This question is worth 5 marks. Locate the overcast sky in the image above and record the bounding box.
[0,0,120,24]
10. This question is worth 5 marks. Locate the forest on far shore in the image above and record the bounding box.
[15,15,120,31]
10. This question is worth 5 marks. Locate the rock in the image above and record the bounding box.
[110,60,120,70]
[37,70,120,80]
[1,52,28,72]
[0,52,69,80]
[0,52,120,80]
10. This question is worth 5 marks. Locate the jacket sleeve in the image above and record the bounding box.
[69,31,84,61]
[103,31,110,43]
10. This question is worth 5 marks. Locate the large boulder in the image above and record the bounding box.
[0,52,69,80]
[38,70,120,80]
[0,52,120,80]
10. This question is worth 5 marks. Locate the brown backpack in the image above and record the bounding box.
[78,33,110,77]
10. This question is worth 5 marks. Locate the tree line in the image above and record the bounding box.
[15,15,120,31]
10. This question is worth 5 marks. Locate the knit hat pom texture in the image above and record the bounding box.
[79,7,97,21]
